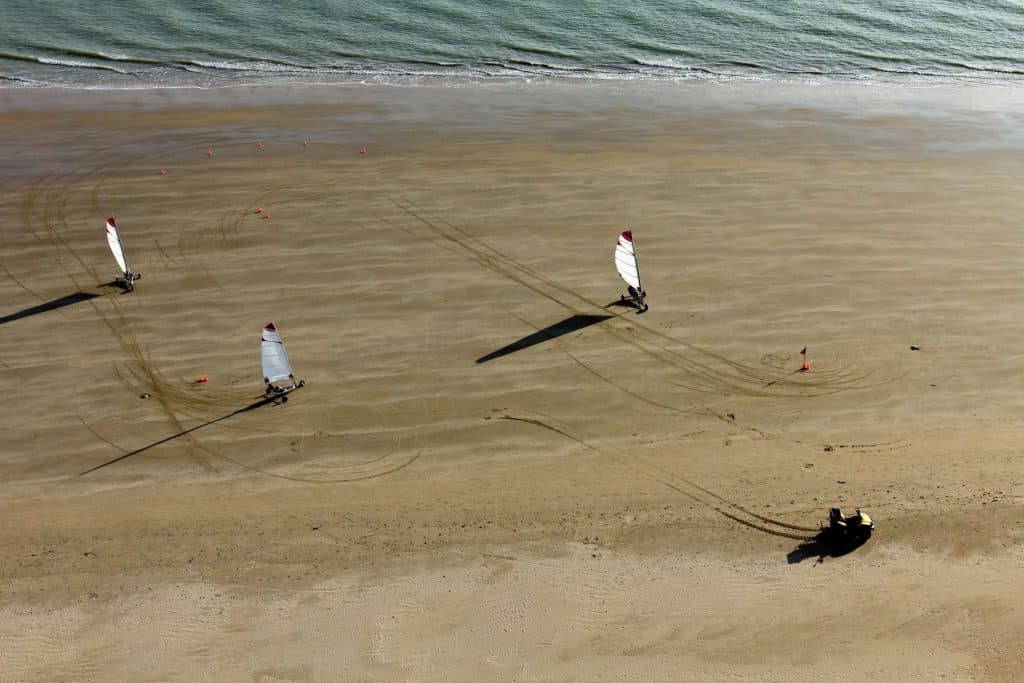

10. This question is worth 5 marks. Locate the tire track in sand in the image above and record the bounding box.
[496,414,818,540]
[390,197,893,399]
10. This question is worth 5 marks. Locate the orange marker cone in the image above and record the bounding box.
[800,346,811,372]
[360,146,367,155]
[196,375,209,383]
[207,148,214,157]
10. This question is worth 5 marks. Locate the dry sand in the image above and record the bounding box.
[1,82,1023,681]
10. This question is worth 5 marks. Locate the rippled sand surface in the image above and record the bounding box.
[2,83,1023,681]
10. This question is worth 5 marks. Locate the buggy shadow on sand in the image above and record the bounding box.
[787,507,873,564]
[606,297,646,313]
[787,530,869,565]
[104,277,138,294]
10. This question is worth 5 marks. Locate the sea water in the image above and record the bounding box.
[3,0,1024,89]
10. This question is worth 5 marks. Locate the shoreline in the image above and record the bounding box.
[4,76,1024,115]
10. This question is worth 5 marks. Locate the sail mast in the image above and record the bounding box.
[115,227,128,274]
[632,231,642,293]
[614,230,641,291]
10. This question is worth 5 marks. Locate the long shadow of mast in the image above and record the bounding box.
[77,395,281,477]
[0,282,127,326]
[476,313,612,364]
[1,291,100,325]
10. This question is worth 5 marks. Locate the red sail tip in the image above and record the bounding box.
[620,230,633,242]
[264,322,276,331]
[107,216,116,227]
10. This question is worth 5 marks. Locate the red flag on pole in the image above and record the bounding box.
[800,347,807,355]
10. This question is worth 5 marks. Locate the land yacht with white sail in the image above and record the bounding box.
[615,229,647,313]
[106,216,140,291]
[261,321,305,401]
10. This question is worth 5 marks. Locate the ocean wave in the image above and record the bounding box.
[52,46,169,66]
[33,56,133,75]
[184,58,314,73]
[1,49,157,77]
[934,58,1024,77]
[0,51,40,65]
[0,73,44,87]
[3,53,1024,90]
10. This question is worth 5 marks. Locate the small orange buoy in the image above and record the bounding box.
[303,139,308,147]
[360,146,367,155]
[196,375,209,383]
[257,140,264,149]
[207,149,214,157]
[159,168,166,175]
[255,207,263,214]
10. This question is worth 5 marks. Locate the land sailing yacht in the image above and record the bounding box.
[615,230,647,313]
[261,321,305,401]
[106,216,141,291]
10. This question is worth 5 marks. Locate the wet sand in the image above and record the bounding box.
[2,82,1024,680]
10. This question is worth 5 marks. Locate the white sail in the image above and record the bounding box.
[615,230,642,291]
[106,216,129,275]
[261,322,294,384]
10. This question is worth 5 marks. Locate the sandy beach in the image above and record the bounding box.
[2,81,1024,680]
